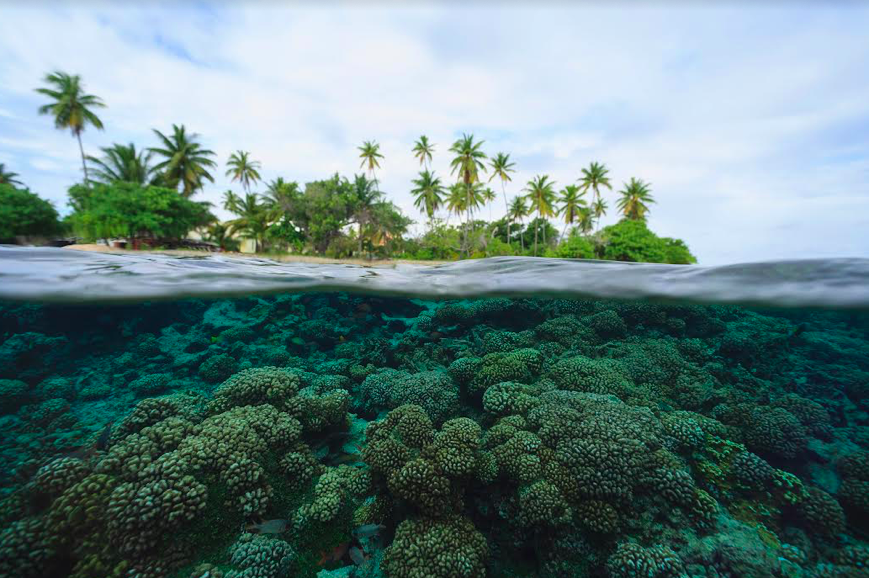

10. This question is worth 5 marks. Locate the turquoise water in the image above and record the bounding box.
[0,249,868,578]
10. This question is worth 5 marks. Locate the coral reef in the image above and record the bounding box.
[0,293,867,577]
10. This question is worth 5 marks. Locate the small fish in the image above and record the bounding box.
[429,331,444,340]
[244,518,288,534]
[94,422,114,452]
[318,541,350,566]
[62,421,114,460]
[352,523,385,539]
[348,545,367,566]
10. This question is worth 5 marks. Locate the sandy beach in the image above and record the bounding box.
[62,243,450,267]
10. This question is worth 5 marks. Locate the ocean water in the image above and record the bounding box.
[1,248,868,578]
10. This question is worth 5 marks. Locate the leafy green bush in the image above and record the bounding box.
[0,184,62,241]
[661,237,697,264]
[406,225,464,260]
[67,182,213,242]
[551,234,595,259]
[598,219,696,264]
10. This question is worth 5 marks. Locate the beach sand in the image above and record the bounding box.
[63,243,450,267]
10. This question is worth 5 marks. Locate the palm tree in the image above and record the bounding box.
[411,169,445,227]
[617,178,656,221]
[226,151,262,194]
[557,184,587,239]
[449,133,487,255]
[489,152,516,229]
[592,197,608,228]
[223,191,271,252]
[524,175,557,256]
[351,174,383,257]
[507,195,528,252]
[86,143,155,185]
[263,177,300,214]
[412,136,435,169]
[222,190,242,213]
[0,163,23,187]
[578,161,612,231]
[35,71,106,188]
[446,183,467,225]
[204,222,240,252]
[577,206,594,235]
[358,140,384,190]
[482,186,497,221]
[149,124,217,197]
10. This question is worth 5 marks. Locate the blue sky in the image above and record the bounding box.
[1,2,868,265]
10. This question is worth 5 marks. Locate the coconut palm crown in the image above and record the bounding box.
[579,161,613,230]
[149,124,217,197]
[358,140,384,189]
[226,150,262,194]
[557,184,587,238]
[412,136,435,169]
[617,177,656,221]
[411,169,445,224]
[86,143,156,185]
[0,163,23,187]
[35,71,106,187]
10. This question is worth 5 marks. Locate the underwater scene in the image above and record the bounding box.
[2,253,869,578]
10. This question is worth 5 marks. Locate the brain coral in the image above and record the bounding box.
[607,542,687,578]
[207,367,300,414]
[382,515,488,578]
[224,533,294,578]
[198,353,240,384]
[547,356,632,398]
[359,369,460,424]
[798,487,846,538]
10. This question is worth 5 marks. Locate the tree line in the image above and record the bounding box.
[0,71,695,264]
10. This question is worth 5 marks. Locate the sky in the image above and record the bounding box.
[1,2,868,265]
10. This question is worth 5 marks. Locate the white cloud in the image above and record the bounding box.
[0,3,867,265]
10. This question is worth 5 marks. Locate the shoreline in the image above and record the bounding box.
[62,243,450,267]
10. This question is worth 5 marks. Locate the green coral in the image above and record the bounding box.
[606,542,686,578]
[382,515,488,578]
[207,367,300,414]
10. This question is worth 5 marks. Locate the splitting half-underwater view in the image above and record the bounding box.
[1,251,869,578]
[3,1,869,577]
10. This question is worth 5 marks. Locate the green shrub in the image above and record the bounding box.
[0,184,62,241]
[67,182,214,242]
[662,237,697,264]
[552,234,595,259]
[598,219,695,264]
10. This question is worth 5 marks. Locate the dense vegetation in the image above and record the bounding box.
[1,70,697,264]
[0,184,62,242]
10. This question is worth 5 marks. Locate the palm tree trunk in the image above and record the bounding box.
[562,222,569,241]
[464,180,471,257]
[358,221,364,257]
[534,215,539,256]
[76,130,90,188]
[501,180,508,231]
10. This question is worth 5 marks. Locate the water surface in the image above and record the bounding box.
[0,249,867,578]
